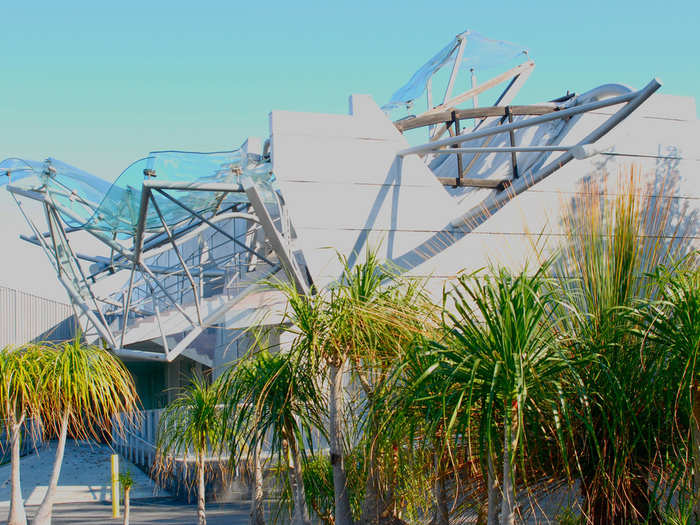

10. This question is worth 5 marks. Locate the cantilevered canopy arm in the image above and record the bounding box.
[398,79,661,157]
[448,78,662,229]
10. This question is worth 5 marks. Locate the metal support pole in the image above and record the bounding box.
[505,106,519,179]
[443,35,466,105]
[470,68,478,109]
[120,187,151,347]
[451,111,463,186]
[426,76,434,139]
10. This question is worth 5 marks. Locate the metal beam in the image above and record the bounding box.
[399,79,659,157]
[243,178,310,295]
[432,145,573,154]
[429,61,535,116]
[149,192,203,325]
[153,188,274,266]
[448,78,662,230]
[397,104,557,132]
[143,180,246,192]
[120,187,151,348]
[443,34,466,105]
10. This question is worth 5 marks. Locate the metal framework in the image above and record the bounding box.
[0,30,662,367]
[4,148,309,364]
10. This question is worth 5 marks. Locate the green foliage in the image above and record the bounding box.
[119,470,134,491]
[550,174,694,522]
[179,174,698,525]
[554,504,582,525]
[155,372,222,481]
[220,347,324,464]
[38,334,139,439]
[277,451,366,524]
[0,345,42,430]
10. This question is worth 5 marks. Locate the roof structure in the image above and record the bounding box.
[2,31,698,364]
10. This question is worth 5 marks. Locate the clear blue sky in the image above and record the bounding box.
[2,0,698,180]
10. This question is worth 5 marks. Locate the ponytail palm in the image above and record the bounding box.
[34,336,138,525]
[443,265,570,525]
[0,345,42,525]
[643,260,700,519]
[270,250,433,525]
[384,337,457,525]
[221,348,323,525]
[550,174,688,523]
[156,373,222,525]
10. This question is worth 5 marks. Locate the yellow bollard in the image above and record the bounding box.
[111,454,120,518]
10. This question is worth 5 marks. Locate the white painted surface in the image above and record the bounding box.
[272,92,700,292]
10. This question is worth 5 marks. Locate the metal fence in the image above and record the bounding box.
[0,286,76,348]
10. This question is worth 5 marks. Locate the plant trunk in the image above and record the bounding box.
[123,486,131,525]
[8,421,27,525]
[693,383,700,525]
[197,451,207,525]
[500,408,516,525]
[433,452,449,525]
[329,361,354,525]
[289,431,311,525]
[486,453,499,525]
[360,417,390,525]
[361,467,383,525]
[250,436,265,525]
[34,410,70,525]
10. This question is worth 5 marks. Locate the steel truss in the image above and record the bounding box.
[7,163,309,365]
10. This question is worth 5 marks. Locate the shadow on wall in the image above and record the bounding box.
[387,154,697,277]
[569,149,698,264]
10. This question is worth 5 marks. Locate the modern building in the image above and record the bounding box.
[2,31,698,408]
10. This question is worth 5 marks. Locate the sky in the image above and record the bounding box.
[0,0,698,300]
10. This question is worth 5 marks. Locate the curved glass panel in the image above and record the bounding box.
[382,30,527,112]
[2,149,276,238]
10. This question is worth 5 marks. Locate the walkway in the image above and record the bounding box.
[0,439,168,509]
[1,499,251,525]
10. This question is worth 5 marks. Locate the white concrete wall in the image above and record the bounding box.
[271,91,699,296]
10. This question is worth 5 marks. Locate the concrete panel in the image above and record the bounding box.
[271,92,700,293]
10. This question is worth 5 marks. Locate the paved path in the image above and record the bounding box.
[0,439,168,509]
[0,499,251,524]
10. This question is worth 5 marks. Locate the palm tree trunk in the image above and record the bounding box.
[288,431,311,525]
[8,420,27,525]
[360,415,387,525]
[486,453,499,525]
[433,452,449,525]
[197,451,207,525]
[500,408,516,525]
[34,410,70,525]
[361,467,383,525]
[250,436,265,525]
[329,361,353,525]
[123,486,131,525]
